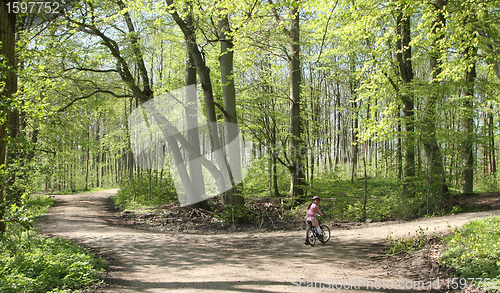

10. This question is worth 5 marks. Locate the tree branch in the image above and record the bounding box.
[64,67,120,74]
[57,89,133,112]
[116,0,153,99]
[69,18,149,102]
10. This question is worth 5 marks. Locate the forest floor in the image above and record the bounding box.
[36,189,500,293]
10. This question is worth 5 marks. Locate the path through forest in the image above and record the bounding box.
[36,189,500,293]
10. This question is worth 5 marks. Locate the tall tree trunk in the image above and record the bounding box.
[0,0,16,233]
[184,10,208,209]
[422,0,448,202]
[288,3,306,203]
[459,10,477,194]
[167,0,231,200]
[461,46,476,194]
[396,7,415,194]
[218,15,243,205]
[117,0,153,102]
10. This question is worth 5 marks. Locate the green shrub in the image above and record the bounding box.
[214,203,261,225]
[386,227,429,255]
[5,194,56,234]
[440,216,500,279]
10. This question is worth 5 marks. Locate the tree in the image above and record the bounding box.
[395,2,416,194]
[218,11,243,205]
[287,0,305,202]
[268,0,306,203]
[421,0,449,203]
[0,0,16,233]
[165,0,244,206]
[8,0,500,218]
[460,18,477,194]
[184,4,206,207]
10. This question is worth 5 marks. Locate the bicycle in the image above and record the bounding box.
[305,216,330,246]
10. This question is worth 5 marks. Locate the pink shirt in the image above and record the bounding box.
[306,203,323,218]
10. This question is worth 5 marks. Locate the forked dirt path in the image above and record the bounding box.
[36,189,500,293]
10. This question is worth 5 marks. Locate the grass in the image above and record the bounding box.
[26,194,56,218]
[0,195,106,293]
[440,216,500,280]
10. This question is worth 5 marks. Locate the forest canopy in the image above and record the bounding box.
[1,0,500,230]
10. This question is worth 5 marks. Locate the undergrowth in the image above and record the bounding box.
[386,226,431,255]
[113,173,177,210]
[0,194,106,292]
[0,232,106,293]
[440,216,500,279]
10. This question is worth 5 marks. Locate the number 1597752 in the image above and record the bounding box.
[6,1,60,14]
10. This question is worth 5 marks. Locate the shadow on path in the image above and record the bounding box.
[36,189,500,293]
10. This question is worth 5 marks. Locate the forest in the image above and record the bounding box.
[1,0,500,232]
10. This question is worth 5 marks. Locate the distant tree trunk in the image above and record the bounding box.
[350,78,358,183]
[397,112,403,180]
[96,119,101,188]
[334,84,341,170]
[489,106,496,175]
[0,0,16,232]
[101,152,106,187]
[85,129,90,190]
[126,99,137,201]
[272,151,279,196]
[147,168,152,201]
[362,157,368,220]
[326,97,333,172]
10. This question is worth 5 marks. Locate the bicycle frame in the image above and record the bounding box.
[305,215,330,246]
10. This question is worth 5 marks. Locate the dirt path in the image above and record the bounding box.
[36,189,500,293]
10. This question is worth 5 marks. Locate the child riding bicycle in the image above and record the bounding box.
[305,196,324,245]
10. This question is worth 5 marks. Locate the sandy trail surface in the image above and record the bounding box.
[36,189,500,293]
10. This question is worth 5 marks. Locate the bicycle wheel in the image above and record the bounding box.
[306,227,316,246]
[319,225,330,243]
